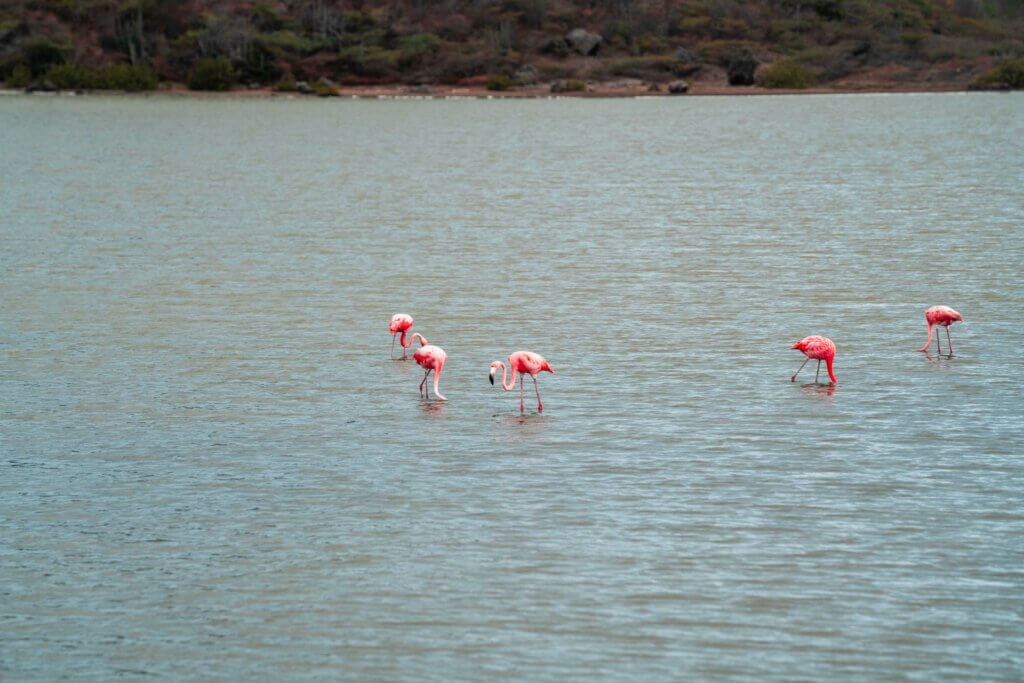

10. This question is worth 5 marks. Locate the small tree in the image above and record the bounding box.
[188,56,236,90]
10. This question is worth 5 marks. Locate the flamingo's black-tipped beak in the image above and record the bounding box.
[489,374,494,385]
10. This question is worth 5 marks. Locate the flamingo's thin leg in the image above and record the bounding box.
[936,330,942,354]
[533,374,543,412]
[520,376,525,412]
[946,326,953,355]
[815,360,821,383]
[791,358,810,382]
[391,334,397,359]
[420,370,429,397]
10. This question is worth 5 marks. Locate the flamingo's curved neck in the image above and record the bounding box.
[403,332,428,348]
[919,322,934,352]
[825,356,838,383]
[496,362,518,391]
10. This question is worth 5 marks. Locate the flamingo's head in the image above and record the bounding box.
[389,314,413,334]
[489,361,502,385]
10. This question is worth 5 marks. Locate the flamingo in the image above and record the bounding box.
[413,340,447,400]
[918,305,963,354]
[489,351,554,413]
[389,313,415,358]
[791,335,838,384]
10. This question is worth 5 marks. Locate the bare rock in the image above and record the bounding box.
[565,28,602,56]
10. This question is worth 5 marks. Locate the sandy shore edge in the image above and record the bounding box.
[2,78,996,99]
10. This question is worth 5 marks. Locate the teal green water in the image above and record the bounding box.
[2,92,1023,679]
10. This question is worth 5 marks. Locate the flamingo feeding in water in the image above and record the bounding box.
[791,335,838,384]
[489,351,554,413]
[389,313,415,358]
[413,339,447,400]
[918,305,963,354]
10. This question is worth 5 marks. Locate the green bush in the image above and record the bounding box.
[485,73,513,90]
[344,10,377,33]
[252,3,286,32]
[273,74,297,91]
[260,30,324,55]
[756,58,815,88]
[188,57,236,91]
[6,63,31,88]
[396,33,442,69]
[973,56,1024,88]
[313,79,339,96]
[334,45,400,80]
[552,78,585,92]
[397,33,441,57]
[43,63,158,90]
[45,63,97,89]
[102,64,158,91]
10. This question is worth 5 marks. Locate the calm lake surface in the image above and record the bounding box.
[2,91,1023,680]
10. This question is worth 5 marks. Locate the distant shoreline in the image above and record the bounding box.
[2,77,1007,100]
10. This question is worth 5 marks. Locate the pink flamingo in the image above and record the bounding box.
[791,336,838,384]
[918,305,963,354]
[413,340,447,400]
[389,313,415,358]
[489,351,554,413]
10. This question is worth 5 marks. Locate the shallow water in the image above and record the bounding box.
[2,92,1023,680]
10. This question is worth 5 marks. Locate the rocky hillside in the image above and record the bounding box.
[1,0,1022,90]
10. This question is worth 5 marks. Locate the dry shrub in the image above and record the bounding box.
[756,57,814,88]
[973,56,1024,88]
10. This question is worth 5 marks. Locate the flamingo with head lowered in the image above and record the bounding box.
[389,313,415,359]
[412,336,447,400]
[919,305,962,354]
[489,351,554,413]
[791,336,838,384]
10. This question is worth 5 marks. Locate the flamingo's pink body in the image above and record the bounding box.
[413,343,447,400]
[389,313,415,358]
[919,305,962,354]
[791,335,838,384]
[489,351,554,412]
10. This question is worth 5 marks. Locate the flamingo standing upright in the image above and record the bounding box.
[389,313,415,358]
[413,339,447,400]
[918,305,962,354]
[791,336,838,384]
[489,351,554,413]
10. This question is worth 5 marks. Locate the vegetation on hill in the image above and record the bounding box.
[1,0,1022,91]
